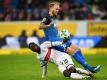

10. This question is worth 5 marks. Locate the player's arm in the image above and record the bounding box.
[39,18,54,29]
[44,41,62,48]
[39,21,54,29]
[40,60,48,78]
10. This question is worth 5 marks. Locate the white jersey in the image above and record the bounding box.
[35,42,91,79]
[37,41,74,67]
[36,41,74,78]
[37,42,64,64]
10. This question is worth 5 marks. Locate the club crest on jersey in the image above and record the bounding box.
[54,23,57,28]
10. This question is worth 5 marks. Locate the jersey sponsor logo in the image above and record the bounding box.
[54,23,57,27]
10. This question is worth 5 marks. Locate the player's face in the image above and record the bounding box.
[52,4,60,16]
[29,43,40,53]
[34,45,40,53]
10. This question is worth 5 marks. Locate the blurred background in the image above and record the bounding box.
[0,0,107,80]
[0,0,107,21]
[0,0,107,53]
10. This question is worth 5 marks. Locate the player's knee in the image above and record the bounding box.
[76,47,80,51]
[63,69,71,77]
[66,47,75,54]
[70,45,80,51]
[69,66,76,73]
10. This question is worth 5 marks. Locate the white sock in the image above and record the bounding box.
[76,68,89,75]
[70,73,84,79]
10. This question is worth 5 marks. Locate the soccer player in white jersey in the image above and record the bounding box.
[28,41,94,79]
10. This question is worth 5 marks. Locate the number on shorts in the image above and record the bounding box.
[63,59,68,65]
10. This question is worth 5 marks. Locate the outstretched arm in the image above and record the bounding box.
[43,41,62,48]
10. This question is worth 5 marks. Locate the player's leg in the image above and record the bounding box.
[53,40,90,69]
[66,46,93,70]
[55,40,100,73]
[66,44,101,73]
[57,53,91,79]
[58,65,89,79]
[58,64,91,79]
[59,53,93,77]
[52,39,100,73]
[53,44,96,73]
[76,67,94,77]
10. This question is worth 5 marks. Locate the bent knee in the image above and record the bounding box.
[63,69,71,77]
[69,66,76,73]
[70,45,80,50]
[63,66,76,77]
[66,45,80,55]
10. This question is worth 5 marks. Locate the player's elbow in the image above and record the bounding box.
[39,23,45,29]
[39,26,43,30]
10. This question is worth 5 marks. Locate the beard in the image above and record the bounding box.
[52,11,58,17]
[36,47,41,54]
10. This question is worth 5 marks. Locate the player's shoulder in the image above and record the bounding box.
[41,14,52,24]
[40,41,50,46]
[40,41,49,48]
[42,14,50,20]
[45,13,52,19]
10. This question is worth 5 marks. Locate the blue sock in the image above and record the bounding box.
[72,50,93,71]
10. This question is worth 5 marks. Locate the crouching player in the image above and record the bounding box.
[28,41,94,79]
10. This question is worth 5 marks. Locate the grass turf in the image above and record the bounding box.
[0,54,107,80]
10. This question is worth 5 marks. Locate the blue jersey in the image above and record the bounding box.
[41,14,72,52]
[42,14,61,41]
[43,24,60,41]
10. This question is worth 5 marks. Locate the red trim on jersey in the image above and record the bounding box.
[44,48,51,61]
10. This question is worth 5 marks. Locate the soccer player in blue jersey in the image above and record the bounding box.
[39,1,100,73]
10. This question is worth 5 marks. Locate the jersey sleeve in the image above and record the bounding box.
[41,15,52,25]
[42,41,62,48]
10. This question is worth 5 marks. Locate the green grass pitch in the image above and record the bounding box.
[0,53,107,80]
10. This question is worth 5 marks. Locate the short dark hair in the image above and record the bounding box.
[28,42,38,52]
[48,1,60,9]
